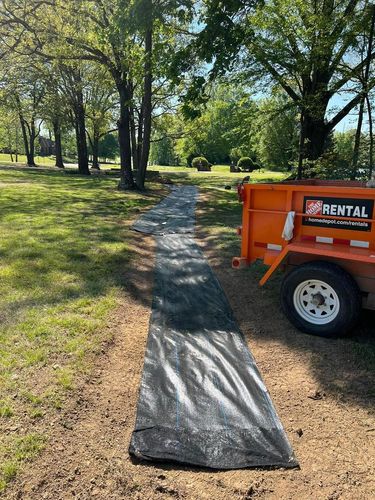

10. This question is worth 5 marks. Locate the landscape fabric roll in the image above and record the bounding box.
[129,186,298,469]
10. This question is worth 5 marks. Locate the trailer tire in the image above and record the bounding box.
[280,261,361,337]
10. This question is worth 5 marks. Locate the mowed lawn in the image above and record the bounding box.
[0,154,57,167]
[0,165,287,492]
[0,153,290,182]
[156,167,288,189]
[0,169,163,491]
[151,163,288,177]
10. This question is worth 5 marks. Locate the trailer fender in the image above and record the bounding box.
[259,240,375,286]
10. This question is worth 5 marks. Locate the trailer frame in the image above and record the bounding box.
[233,180,375,334]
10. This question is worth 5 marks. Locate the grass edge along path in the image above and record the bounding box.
[0,169,165,493]
[0,166,286,493]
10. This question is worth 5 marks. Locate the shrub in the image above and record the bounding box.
[192,156,209,168]
[237,157,257,172]
[192,157,211,171]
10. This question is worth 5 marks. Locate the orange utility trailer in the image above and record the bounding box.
[233,180,375,337]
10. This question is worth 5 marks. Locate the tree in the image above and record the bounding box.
[176,83,258,164]
[150,113,179,165]
[98,134,119,161]
[351,3,375,179]
[85,66,118,170]
[0,58,46,167]
[57,64,90,175]
[253,95,299,171]
[308,130,370,180]
[367,91,374,176]
[37,62,70,169]
[190,0,375,174]
[0,107,22,161]
[1,0,194,189]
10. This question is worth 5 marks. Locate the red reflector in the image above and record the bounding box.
[237,184,246,202]
[333,238,350,246]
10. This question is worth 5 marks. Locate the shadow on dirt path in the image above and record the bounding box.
[4,187,375,500]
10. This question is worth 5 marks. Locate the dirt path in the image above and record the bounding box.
[5,198,375,500]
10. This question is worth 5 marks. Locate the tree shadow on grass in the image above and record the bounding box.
[6,169,371,415]
[0,170,162,330]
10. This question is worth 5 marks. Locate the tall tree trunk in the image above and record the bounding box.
[137,22,153,190]
[6,125,14,162]
[20,118,37,167]
[92,134,100,170]
[75,120,80,166]
[297,111,305,179]
[302,112,329,161]
[130,108,139,172]
[366,94,374,177]
[19,114,30,165]
[15,126,19,162]
[137,109,143,168]
[117,81,134,190]
[53,119,65,168]
[28,119,37,167]
[15,94,32,166]
[364,5,375,178]
[351,96,365,180]
[75,94,90,175]
[352,4,375,179]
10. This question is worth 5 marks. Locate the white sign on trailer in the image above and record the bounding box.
[303,196,374,231]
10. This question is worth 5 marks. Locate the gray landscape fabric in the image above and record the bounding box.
[129,186,298,469]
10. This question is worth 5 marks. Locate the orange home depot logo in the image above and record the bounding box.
[306,199,323,215]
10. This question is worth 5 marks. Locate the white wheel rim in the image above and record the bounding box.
[293,279,340,325]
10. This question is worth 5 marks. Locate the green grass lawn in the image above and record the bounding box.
[152,164,288,178]
[0,169,164,491]
[157,167,288,189]
[0,154,58,167]
[0,156,290,183]
[0,164,370,495]
[0,165,289,492]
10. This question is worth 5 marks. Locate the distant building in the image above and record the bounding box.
[39,137,56,156]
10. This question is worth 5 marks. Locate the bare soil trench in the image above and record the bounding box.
[5,195,375,500]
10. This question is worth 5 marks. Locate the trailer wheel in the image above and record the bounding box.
[280,261,361,337]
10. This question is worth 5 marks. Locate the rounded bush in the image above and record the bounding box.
[237,157,256,172]
[192,156,209,168]
[192,157,211,171]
